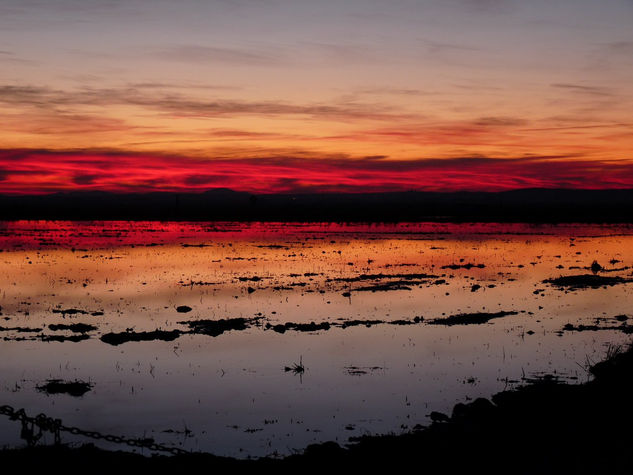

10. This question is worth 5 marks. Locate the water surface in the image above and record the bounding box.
[1,221,632,456]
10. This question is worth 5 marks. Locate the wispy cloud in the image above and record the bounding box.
[551,83,615,97]
[604,41,633,55]
[2,111,139,135]
[458,0,515,14]
[153,44,287,66]
[0,84,409,121]
[0,50,37,65]
[321,117,529,146]
[353,86,430,97]
[126,82,242,91]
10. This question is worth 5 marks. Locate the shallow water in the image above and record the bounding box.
[1,221,632,457]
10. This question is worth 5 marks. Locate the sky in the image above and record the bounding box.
[1,0,633,194]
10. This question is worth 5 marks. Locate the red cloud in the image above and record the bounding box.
[1,149,632,194]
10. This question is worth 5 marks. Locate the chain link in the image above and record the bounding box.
[0,404,189,455]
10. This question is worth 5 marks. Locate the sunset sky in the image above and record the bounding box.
[1,0,633,193]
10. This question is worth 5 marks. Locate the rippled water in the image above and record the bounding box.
[1,221,632,457]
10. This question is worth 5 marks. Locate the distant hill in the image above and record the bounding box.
[1,188,633,222]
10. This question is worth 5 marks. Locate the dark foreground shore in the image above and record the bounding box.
[2,341,632,474]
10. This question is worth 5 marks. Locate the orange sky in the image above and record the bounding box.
[1,1,633,193]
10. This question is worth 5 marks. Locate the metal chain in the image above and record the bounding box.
[0,404,189,455]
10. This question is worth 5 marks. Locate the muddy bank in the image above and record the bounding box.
[4,340,633,473]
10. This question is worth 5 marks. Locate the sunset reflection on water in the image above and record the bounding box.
[0,221,632,456]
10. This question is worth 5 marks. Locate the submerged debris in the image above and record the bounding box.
[590,260,603,274]
[344,366,385,376]
[180,281,219,287]
[559,320,632,334]
[36,379,93,397]
[51,308,89,316]
[284,356,305,374]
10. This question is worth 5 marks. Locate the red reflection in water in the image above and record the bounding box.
[1,221,632,250]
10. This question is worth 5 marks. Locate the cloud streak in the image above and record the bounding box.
[0,84,407,121]
[153,45,286,66]
[1,149,632,195]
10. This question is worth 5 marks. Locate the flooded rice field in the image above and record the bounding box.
[1,221,632,457]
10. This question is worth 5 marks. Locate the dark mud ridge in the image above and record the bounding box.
[100,318,263,345]
[100,330,182,345]
[266,317,425,333]
[441,263,485,270]
[36,379,93,397]
[544,274,633,289]
[5,341,633,473]
[558,315,633,335]
[178,317,263,337]
[428,311,517,326]
[48,323,97,333]
[88,312,520,345]
[7,311,518,345]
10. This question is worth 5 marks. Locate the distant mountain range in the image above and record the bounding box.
[1,188,633,222]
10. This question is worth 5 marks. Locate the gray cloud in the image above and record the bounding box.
[473,116,528,127]
[422,39,480,55]
[0,84,411,121]
[605,41,633,55]
[153,44,287,66]
[458,0,515,13]
[354,87,430,97]
[127,82,241,91]
[551,83,614,97]
[0,49,37,65]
